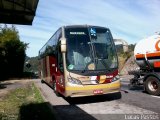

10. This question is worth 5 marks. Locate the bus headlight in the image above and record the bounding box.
[112,75,120,82]
[68,78,82,85]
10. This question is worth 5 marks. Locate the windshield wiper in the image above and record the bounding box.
[81,63,90,73]
[100,58,110,70]
[95,55,111,71]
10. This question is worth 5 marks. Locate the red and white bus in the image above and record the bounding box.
[39,25,120,97]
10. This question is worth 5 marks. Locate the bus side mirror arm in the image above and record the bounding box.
[60,38,66,53]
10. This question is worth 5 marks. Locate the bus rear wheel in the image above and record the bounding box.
[144,76,160,96]
[53,80,60,97]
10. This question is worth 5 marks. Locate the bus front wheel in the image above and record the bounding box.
[41,80,44,83]
[53,80,61,97]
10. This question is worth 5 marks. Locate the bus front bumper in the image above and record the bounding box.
[65,80,121,97]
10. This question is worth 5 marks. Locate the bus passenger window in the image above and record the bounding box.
[58,45,63,71]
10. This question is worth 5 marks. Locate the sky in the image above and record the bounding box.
[15,0,160,57]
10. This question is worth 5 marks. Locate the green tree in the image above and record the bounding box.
[0,25,28,80]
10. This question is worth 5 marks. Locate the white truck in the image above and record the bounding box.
[129,33,160,95]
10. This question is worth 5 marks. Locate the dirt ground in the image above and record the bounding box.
[0,79,35,98]
[120,55,139,75]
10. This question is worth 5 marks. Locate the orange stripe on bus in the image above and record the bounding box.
[155,39,160,51]
[146,52,160,57]
[135,54,145,58]
[154,61,160,68]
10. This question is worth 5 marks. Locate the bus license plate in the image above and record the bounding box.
[93,89,103,94]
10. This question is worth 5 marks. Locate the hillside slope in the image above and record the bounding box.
[120,55,139,75]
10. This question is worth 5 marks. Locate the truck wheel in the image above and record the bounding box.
[144,76,160,96]
[53,81,60,97]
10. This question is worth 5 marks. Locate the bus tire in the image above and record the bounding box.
[53,80,61,97]
[41,80,44,83]
[144,76,160,96]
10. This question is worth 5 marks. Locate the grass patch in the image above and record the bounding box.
[0,82,55,120]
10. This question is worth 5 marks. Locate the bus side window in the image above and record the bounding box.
[57,43,63,72]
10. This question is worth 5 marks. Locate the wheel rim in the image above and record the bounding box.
[148,80,158,92]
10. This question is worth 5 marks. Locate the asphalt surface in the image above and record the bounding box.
[120,75,160,114]
[35,76,160,120]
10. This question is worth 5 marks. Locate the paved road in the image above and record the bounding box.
[120,75,160,114]
[35,76,160,120]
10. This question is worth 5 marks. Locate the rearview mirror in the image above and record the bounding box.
[60,38,66,52]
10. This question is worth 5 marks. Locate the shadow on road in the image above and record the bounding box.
[64,92,122,105]
[129,85,144,91]
[121,83,144,91]
[53,92,121,120]
[18,102,55,120]
[53,105,97,120]
[18,102,97,120]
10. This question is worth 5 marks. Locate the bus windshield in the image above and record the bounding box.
[65,27,118,72]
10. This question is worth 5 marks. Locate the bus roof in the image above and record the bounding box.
[63,25,109,30]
